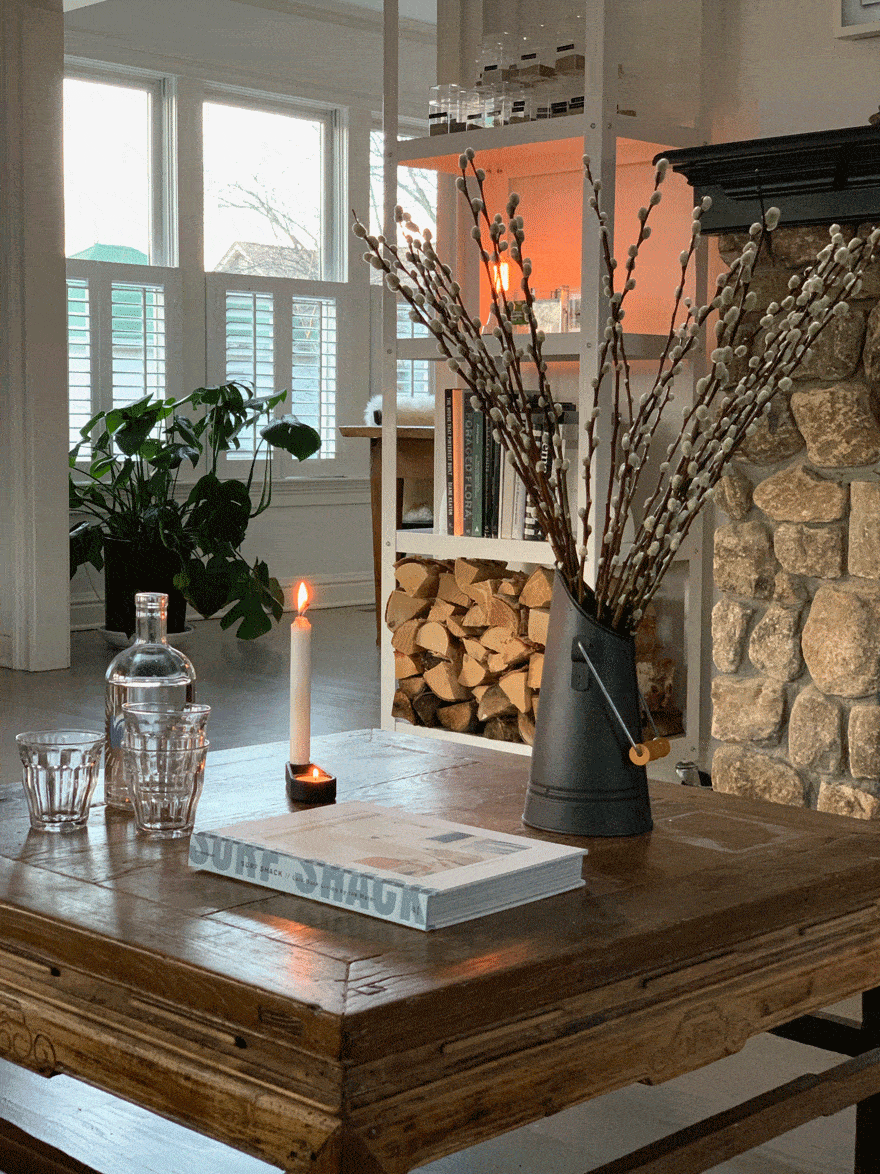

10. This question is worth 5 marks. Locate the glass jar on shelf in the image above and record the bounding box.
[447,84,466,133]
[504,84,531,125]
[429,83,461,135]
[566,290,582,332]
[460,89,486,132]
[429,84,448,135]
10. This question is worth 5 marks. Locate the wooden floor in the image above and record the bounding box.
[0,606,860,1174]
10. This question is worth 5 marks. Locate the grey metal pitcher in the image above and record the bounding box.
[523,577,653,837]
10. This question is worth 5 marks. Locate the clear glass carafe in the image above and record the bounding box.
[104,592,196,809]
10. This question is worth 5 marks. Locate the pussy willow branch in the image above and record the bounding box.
[456,155,575,575]
[600,220,879,629]
[354,150,880,635]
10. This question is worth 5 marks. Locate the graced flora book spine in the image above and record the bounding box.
[190,829,435,928]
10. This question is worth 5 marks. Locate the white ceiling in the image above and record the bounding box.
[63,0,437,21]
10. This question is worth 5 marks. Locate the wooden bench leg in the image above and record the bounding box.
[856,987,880,1173]
[585,1045,880,1174]
[0,1117,101,1174]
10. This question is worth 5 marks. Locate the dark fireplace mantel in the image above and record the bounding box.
[660,125,880,234]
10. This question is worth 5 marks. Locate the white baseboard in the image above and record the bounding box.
[71,572,375,632]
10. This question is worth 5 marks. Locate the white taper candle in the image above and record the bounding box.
[289,581,311,765]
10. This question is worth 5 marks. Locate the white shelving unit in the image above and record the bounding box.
[378,0,714,775]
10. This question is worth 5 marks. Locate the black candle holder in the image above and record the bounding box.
[285,762,337,804]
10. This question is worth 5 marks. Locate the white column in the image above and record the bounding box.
[0,0,70,670]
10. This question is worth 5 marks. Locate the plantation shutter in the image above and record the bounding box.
[67,278,92,453]
[291,296,337,458]
[110,281,167,409]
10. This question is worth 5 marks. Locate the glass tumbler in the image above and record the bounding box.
[123,741,210,838]
[16,730,104,831]
[122,702,210,753]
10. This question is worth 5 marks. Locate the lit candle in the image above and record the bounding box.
[289,581,311,767]
[287,761,337,805]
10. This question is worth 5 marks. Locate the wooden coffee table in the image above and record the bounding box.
[3,729,880,1173]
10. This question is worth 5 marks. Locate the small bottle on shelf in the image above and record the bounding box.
[104,592,197,809]
[447,83,465,133]
[505,84,531,125]
[429,84,449,135]
[461,89,485,132]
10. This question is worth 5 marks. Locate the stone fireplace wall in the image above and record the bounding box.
[711,220,880,818]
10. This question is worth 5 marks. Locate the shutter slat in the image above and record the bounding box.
[291,296,336,458]
[224,290,275,459]
[111,282,167,411]
[67,278,92,454]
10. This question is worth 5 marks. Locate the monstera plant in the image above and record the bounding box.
[69,382,321,639]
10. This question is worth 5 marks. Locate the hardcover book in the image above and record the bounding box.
[462,402,475,536]
[450,388,464,536]
[444,388,455,536]
[189,802,586,930]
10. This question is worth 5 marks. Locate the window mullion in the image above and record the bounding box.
[175,76,207,396]
[274,287,294,478]
[153,76,176,268]
[92,267,113,415]
[324,108,342,283]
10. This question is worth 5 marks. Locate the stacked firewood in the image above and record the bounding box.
[387,556,684,745]
[386,558,553,745]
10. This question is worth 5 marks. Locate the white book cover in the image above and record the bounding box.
[499,460,516,540]
[189,802,586,930]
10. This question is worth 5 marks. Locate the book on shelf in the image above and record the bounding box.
[462,400,476,536]
[451,389,465,537]
[471,407,485,538]
[443,389,578,542]
[189,801,587,931]
[444,388,455,536]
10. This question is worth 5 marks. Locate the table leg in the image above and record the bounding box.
[0,1116,101,1174]
[303,1127,393,1174]
[856,986,880,1172]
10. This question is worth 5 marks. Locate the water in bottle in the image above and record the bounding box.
[104,592,196,809]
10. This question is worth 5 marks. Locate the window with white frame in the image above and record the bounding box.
[64,66,351,472]
[63,72,178,454]
[63,75,158,262]
[369,128,437,404]
[203,97,342,464]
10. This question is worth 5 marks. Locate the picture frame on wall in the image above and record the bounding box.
[837,0,880,38]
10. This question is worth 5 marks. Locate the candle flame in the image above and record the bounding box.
[311,766,320,779]
[492,261,510,295]
[296,580,310,614]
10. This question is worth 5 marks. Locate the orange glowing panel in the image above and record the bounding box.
[296,581,310,614]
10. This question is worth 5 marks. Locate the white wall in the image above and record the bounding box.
[64,0,436,629]
[708,0,880,142]
[0,0,71,670]
[64,0,434,116]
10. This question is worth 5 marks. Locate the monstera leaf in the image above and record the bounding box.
[174,556,234,619]
[218,558,285,641]
[186,474,252,550]
[261,415,321,461]
[68,521,104,578]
